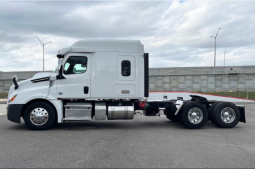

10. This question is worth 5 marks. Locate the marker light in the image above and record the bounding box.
[9,94,17,103]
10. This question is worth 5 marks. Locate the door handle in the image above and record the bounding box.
[84,86,89,94]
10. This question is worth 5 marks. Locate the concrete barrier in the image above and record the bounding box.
[149,66,255,92]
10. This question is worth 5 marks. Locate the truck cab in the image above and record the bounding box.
[7,39,149,129]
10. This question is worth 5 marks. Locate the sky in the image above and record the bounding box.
[0,0,255,71]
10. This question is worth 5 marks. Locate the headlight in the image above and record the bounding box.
[9,94,17,103]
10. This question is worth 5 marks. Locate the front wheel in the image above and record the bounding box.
[178,102,208,129]
[23,101,56,130]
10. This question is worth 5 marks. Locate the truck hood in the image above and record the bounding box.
[8,73,52,105]
[14,72,52,87]
[10,72,52,94]
[32,72,52,79]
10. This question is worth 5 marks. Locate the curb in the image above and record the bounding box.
[0,99,7,104]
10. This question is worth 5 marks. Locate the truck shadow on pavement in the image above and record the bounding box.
[8,120,221,131]
[54,121,187,130]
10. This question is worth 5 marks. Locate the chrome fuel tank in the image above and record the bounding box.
[108,106,134,120]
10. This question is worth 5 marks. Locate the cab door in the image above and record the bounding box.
[56,53,91,99]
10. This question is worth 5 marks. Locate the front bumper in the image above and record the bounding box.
[7,104,24,123]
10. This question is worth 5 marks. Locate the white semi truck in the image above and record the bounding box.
[7,39,246,130]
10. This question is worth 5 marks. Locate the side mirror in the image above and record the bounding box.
[56,58,66,80]
[13,75,18,82]
[58,58,63,72]
[12,75,19,90]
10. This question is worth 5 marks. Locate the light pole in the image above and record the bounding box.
[224,46,228,67]
[211,28,221,67]
[34,35,52,71]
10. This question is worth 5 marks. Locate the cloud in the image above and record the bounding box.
[0,0,254,71]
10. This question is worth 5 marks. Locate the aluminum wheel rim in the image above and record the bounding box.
[221,107,236,123]
[188,107,203,124]
[30,107,49,126]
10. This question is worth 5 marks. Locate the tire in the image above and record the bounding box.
[178,102,208,129]
[164,110,179,122]
[212,102,240,128]
[208,101,222,125]
[177,101,190,126]
[23,101,56,130]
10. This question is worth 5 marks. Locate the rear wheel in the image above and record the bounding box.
[208,101,222,125]
[212,102,240,128]
[23,101,56,130]
[164,103,179,122]
[178,102,208,129]
[164,110,179,122]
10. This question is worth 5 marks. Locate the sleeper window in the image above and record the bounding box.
[122,60,131,76]
[64,56,87,75]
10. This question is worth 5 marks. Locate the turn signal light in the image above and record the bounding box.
[9,94,17,103]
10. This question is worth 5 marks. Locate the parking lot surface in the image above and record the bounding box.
[0,103,255,168]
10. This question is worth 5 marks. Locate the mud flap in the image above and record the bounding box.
[237,106,246,123]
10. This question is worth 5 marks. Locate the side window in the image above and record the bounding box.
[64,56,87,75]
[121,60,131,76]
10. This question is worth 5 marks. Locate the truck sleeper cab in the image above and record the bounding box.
[6,39,246,130]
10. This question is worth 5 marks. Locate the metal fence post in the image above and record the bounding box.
[245,85,248,99]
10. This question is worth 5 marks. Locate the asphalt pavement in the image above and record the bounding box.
[0,103,255,168]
